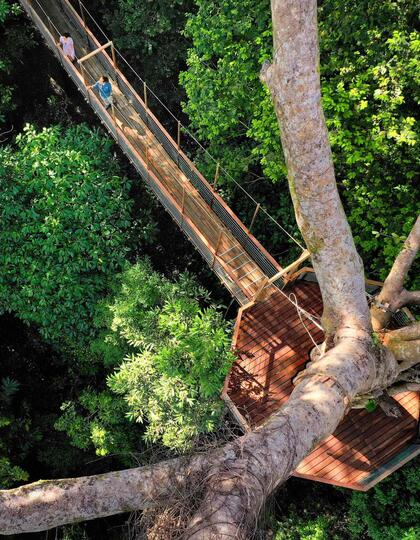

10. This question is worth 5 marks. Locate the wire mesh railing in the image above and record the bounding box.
[54,0,291,276]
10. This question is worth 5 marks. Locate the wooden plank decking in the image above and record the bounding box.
[223,279,420,490]
[22,0,281,305]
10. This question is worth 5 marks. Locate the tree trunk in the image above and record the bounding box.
[261,0,369,339]
[0,0,418,537]
[0,456,209,534]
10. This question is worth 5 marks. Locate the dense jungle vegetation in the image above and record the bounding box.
[0,0,419,537]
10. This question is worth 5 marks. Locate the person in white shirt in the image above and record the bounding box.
[58,33,76,63]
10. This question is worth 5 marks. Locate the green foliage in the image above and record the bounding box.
[58,260,234,452]
[0,0,10,23]
[319,0,420,276]
[0,1,21,22]
[0,457,29,489]
[180,0,300,252]
[180,0,275,184]
[181,0,419,276]
[0,124,133,344]
[365,399,378,412]
[272,479,351,540]
[0,377,20,402]
[275,515,334,540]
[98,0,194,108]
[55,391,138,460]
[61,524,89,540]
[348,457,420,540]
[273,460,420,540]
[0,1,34,124]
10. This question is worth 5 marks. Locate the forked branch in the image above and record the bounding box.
[371,216,420,330]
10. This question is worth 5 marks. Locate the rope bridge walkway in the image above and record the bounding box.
[21,0,308,308]
[21,0,420,492]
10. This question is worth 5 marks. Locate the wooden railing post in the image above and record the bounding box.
[111,42,119,88]
[110,102,119,143]
[251,250,311,304]
[111,43,117,68]
[143,82,148,108]
[252,276,270,303]
[251,249,311,304]
[249,203,260,233]
[79,64,91,104]
[212,231,223,269]
[78,42,113,63]
[213,162,220,189]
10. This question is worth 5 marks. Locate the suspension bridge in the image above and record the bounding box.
[20,0,420,491]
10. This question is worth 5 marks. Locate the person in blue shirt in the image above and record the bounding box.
[89,76,113,110]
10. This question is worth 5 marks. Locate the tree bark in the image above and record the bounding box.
[0,456,209,534]
[182,0,398,536]
[0,331,400,537]
[260,0,369,338]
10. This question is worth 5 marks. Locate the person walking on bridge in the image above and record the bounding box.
[57,32,76,63]
[89,76,113,111]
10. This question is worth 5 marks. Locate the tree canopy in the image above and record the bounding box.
[0,124,133,344]
[0,0,419,538]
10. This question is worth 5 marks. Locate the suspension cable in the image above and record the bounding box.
[30,0,62,36]
[288,292,323,346]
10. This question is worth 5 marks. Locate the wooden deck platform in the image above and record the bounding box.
[223,279,420,490]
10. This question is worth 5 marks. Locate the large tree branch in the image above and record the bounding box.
[383,322,420,369]
[387,340,420,370]
[1,333,399,537]
[0,456,209,534]
[385,321,420,343]
[184,332,399,539]
[371,216,420,330]
[398,289,420,307]
[183,0,398,536]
